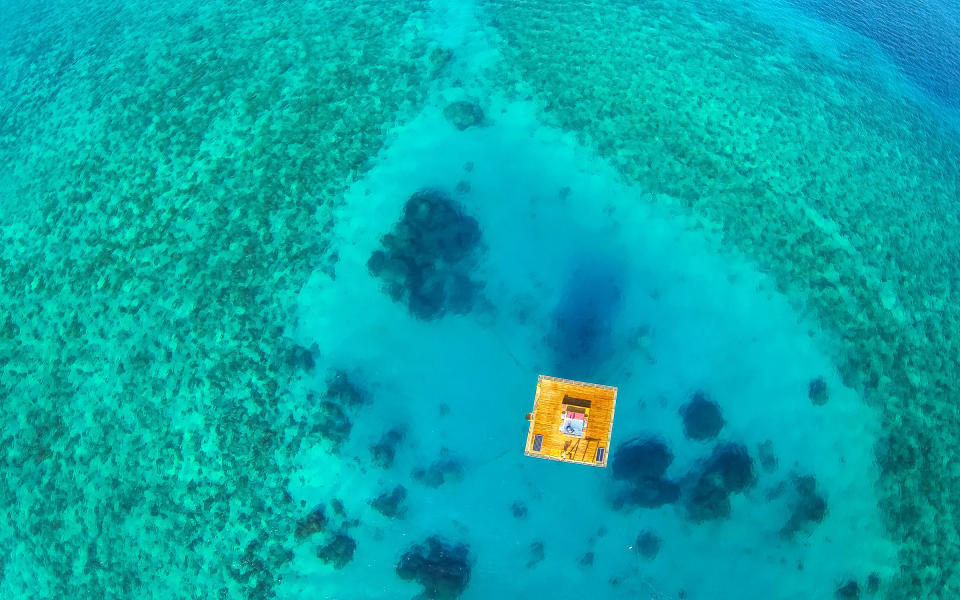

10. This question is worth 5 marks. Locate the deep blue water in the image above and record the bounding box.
[790,0,960,105]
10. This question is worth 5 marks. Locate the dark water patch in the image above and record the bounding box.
[546,254,623,378]
[368,189,485,320]
[396,536,472,600]
[511,501,528,519]
[679,391,725,441]
[788,0,960,106]
[579,551,595,567]
[317,533,356,569]
[371,485,408,519]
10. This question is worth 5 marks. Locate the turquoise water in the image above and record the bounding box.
[1,0,958,599]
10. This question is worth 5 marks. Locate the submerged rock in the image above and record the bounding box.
[396,536,471,599]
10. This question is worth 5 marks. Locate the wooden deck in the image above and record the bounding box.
[524,375,617,467]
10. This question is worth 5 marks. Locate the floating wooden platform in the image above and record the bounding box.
[523,375,617,467]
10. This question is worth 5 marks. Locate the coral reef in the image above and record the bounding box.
[0,0,439,595]
[371,427,406,469]
[635,530,661,560]
[443,101,485,130]
[781,475,828,539]
[396,536,472,600]
[526,541,545,568]
[611,437,681,508]
[679,391,725,441]
[367,190,485,320]
[836,580,860,599]
[294,506,327,541]
[684,444,755,522]
[325,370,368,407]
[809,377,830,406]
[411,449,463,488]
[371,485,408,519]
[317,533,357,570]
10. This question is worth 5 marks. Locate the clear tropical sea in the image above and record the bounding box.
[0,0,958,598]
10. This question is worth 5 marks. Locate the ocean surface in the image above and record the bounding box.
[0,0,958,599]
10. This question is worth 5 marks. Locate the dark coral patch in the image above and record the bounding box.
[412,449,463,488]
[326,369,367,406]
[443,100,485,130]
[679,392,725,441]
[612,437,673,481]
[703,443,755,494]
[635,530,661,559]
[835,580,860,599]
[685,476,731,522]
[611,437,680,509]
[809,377,829,405]
[396,536,471,600]
[317,533,356,569]
[526,541,545,568]
[683,443,754,522]
[511,501,528,519]
[294,506,327,540]
[287,343,317,371]
[368,190,484,320]
[781,475,828,539]
[371,427,406,469]
[371,485,408,519]
[314,400,352,448]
